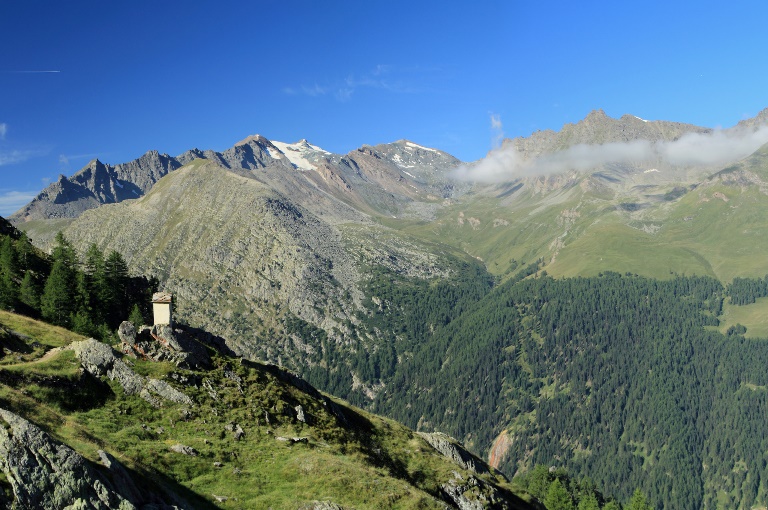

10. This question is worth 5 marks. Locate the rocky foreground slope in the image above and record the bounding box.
[0,310,534,509]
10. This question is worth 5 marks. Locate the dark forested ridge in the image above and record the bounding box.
[367,270,768,510]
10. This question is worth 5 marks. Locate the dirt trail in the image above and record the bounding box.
[1,347,64,369]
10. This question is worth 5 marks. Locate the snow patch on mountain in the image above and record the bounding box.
[405,141,438,153]
[392,154,416,169]
[271,140,329,171]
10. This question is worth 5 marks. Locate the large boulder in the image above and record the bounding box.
[0,408,136,509]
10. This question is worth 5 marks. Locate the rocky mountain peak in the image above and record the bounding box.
[234,134,271,147]
[583,108,609,122]
[736,107,768,130]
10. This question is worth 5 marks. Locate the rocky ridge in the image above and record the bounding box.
[10,135,462,225]
[501,108,713,160]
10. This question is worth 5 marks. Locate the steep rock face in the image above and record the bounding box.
[69,338,192,407]
[0,408,184,509]
[12,153,181,222]
[419,432,491,476]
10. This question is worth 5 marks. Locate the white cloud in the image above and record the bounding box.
[0,149,40,167]
[0,123,7,140]
[455,125,768,183]
[285,65,419,102]
[490,113,504,149]
[0,190,37,217]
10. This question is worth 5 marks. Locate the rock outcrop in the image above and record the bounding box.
[418,432,491,476]
[0,408,135,509]
[69,338,192,407]
[118,321,211,369]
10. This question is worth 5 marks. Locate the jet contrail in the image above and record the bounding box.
[4,70,61,73]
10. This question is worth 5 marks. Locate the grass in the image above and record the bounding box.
[718,297,768,339]
[0,311,531,509]
[379,175,768,284]
[0,310,85,349]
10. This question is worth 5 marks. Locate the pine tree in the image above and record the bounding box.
[626,489,651,510]
[71,309,97,337]
[129,303,145,329]
[102,250,129,327]
[577,491,599,510]
[19,270,41,312]
[41,259,76,326]
[545,478,574,510]
[0,236,18,309]
[526,465,552,500]
[83,243,106,325]
[603,501,621,510]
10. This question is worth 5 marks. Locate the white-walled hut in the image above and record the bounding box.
[152,292,173,326]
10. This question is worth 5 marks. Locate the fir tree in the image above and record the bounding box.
[129,303,145,329]
[0,236,18,309]
[19,270,40,312]
[41,259,76,326]
[102,250,129,327]
[626,489,651,510]
[545,478,574,510]
[577,491,599,510]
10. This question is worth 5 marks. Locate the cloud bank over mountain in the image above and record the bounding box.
[455,125,768,183]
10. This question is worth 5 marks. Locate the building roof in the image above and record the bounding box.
[151,292,173,304]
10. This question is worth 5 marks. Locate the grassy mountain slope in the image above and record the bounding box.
[0,309,534,509]
[394,148,768,283]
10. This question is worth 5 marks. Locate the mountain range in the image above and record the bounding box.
[8,107,768,509]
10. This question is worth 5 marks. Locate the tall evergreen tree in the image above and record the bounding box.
[102,250,129,327]
[626,489,651,510]
[40,233,78,326]
[577,492,599,510]
[0,236,18,309]
[41,259,76,326]
[82,243,106,325]
[545,478,574,510]
[129,303,145,329]
[18,270,41,312]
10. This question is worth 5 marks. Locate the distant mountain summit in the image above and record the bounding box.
[10,136,462,224]
[502,108,713,160]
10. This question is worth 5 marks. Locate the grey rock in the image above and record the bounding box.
[70,338,144,395]
[146,379,193,405]
[295,404,306,423]
[118,321,137,345]
[69,339,193,407]
[441,471,515,510]
[120,323,211,370]
[418,432,489,475]
[169,444,198,456]
[0,408,136,509]
[224,422,245,441]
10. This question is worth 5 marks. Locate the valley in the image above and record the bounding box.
[5,108,768,508]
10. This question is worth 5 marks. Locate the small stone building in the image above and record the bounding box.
[152,292,173,326]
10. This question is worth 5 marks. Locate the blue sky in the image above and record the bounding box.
[2,1,768,215]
